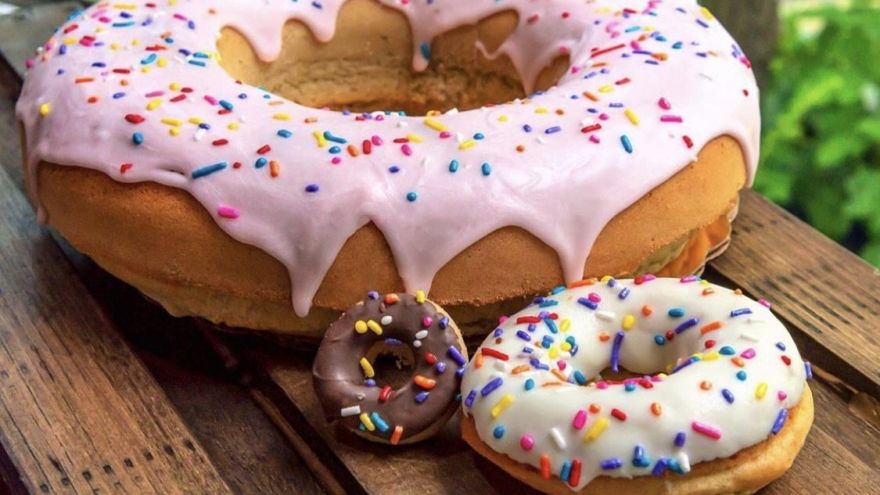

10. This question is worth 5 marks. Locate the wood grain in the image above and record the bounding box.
[711,190,880,397]
[0,165,233,493]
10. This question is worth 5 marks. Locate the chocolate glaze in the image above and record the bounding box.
[313,293,468,444]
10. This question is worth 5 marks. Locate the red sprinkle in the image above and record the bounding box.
[125,114,145,124]
[611,408,627,421]
[481,348,510,361]
[378,385,393,403]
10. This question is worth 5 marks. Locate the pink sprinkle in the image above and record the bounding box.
[589,135,600,144]
[741,348,756,359]
[145,90,165,98]
[759,298,771,308]
[401,144,413,156]
[658,97,672,110]
[439,131,452,139]
[598,113,609,121]
[597,381,608,390]
[557,360,566,371]
[204,95,218,105]
[498,315,509,324]
[692,421,722,440]
[588,292,601,303]
[520,434,535,451]
[660,115,683,123]
[331,157,342,165]
[572,410,587,430]
[371,135,383,146]
[421,316,433,328]
[777,391,788,401]
[217,206,240,219]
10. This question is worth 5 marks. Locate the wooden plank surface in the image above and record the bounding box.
[0,162,234,494]
[712,191,880,397]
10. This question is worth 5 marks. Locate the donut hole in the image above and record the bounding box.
[364,340,415,390]
[218,0,569,115]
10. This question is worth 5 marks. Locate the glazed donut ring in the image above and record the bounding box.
[460,277,812,493]
[313,292,468,445]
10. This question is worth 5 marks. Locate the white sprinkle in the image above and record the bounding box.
[676,452,691,473]
[397,120,408,128]
[493,360,507,372]
[355,393,366,400]
[340,405,361,417]
[550,428,567,450]
[740,332,760,342]
[596,310,616,322]
[413,340,422,348]
[193,128,206,142]
[380,315,392,325]
[415,330,428,340]
[446,108,460,115]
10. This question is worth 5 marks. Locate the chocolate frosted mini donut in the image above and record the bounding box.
[313,291,468,445]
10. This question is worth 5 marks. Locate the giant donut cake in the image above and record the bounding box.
[17,0,759,337]
[461,277,813,494]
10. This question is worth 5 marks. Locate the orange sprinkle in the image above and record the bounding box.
[552,369,567,382]
[75,77,95,84]
[583,91,599,102]
[650,402,662,416]
[269,160,280,178]
[731,357,745,368]
[87,96,98,104]
[589,403,601,414]
[384,294,400,305]
[700,380,712,390]
[702,287,715,296]
[641,305,653,316]
[540,454,551,479]
[474,353,484,369]
[413,375,437,390]
[541,382,563,388]
[516,145,525,152]
[734,288,743,295]
[700,321,724,335]
[347,144,359,157]
[598,332,610,342]
[390,426,404,445]
[568,278,597,289]
[511,364,530,375]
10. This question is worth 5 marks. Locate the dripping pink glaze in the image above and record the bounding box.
[16,0,760,317]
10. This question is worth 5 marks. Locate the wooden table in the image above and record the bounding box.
[0,4,878,494]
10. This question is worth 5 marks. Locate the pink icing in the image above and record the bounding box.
[16,0,760,317]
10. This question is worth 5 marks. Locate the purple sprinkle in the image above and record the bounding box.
[414,391,429,403]
[465,389,477,408]
[651,459,668,477]
[367,291,379,300]
[516,330,532,341]
[493,327,504,337]
[618,287,630,300]
[674,431,686,447]
[456,367,465,379]
[384,338,402,346]
[674,317,700,334]
[364,379,376,387]
[435,362,447,374]
[480,377,503,396]
[771,408,788,434]
[611,331,625,373]
[577,297,598,310]
[776,342,786,351]
[447,346,466,366]
[438,316,449,330]
[804,362,813,380]
[721,388,735,404]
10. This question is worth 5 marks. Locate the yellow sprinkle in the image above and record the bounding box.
[622,314,635,331]
[188,117,203,125]
[113,3,137,10]
[131,39,140,47]
[367,320,383,335]
[491,395,514,418]
[424,118,448,132]
[415,290,426,304]
[598,85,614,93]
[459,139,477,150]
[755,383,768,399]
[560,319,571,333]
[354,320,368,334]
[140,66,151,74]
[227,123,240,131]
[157,57,167,68]
[535,107,549,114]
[584,417,609,442]
[406,133,424,144]
[359,357,375,378]
[700,6,715,20]
[169,82,181,91]
[110,43,120,51]
[498,115,509,123]
[38,103,51,117]
[702,352,720,361]
[273,113,291,121]
[169,127,179,137]
[359,412,376,431]
[549,346,559,359]
[160,117,181,127]
[146,99,162,111]
[561,342,572,352]
[63,37,77,45]
[312,130,327,148]
[600,275,613,282]
[625,108,640,125]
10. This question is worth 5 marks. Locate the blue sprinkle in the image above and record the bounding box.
[473,132,485,140]
[654,335,666,346]
[736,370,748,381]
[721,388,735,404]
[384,338,402,346]
[776,342,787,351]
[323,131,347,144]
[191,162,227,179]
[464,389,477,408]
[618,287,631,300]
[719,345,736,355]
[481,162,492,176]
[140,53,157,65]
[364,379,376,387]
[652,459,669,477]
[255,157,268,168]
[277,129,293,138]
[516,330,531,341]
[624,382,636,392]
[406,192,418,202]
[577,297,598,310]
[545,126,561,134]
[389,165,400,173]
[544,317,559,334]
[601,458,623,470]
[771,408,788,435]
[439,316,449,330]
[524,378,535,390]
[414,391,429,404]
[668,307,685,318]
[219,100,233,111]
[804,362,813,380]
[621,134,633,153]
[493,425,505,439]
[305,184,320,193]
[730,307,752,317]
[370,412,390,432]
[448,159,460,173]
[132,132,144,145]
[420,41,432,60]
[435,362,446,374]
[559,461,572,482]
[573,370,587,385]
[674,317,700,334]
[448,346,466,366]
[456,367,465,379]
[522,124,533,133]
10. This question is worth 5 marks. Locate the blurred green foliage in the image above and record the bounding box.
[757,0,880,266]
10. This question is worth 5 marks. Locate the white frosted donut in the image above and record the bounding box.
[460,276,811,492]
